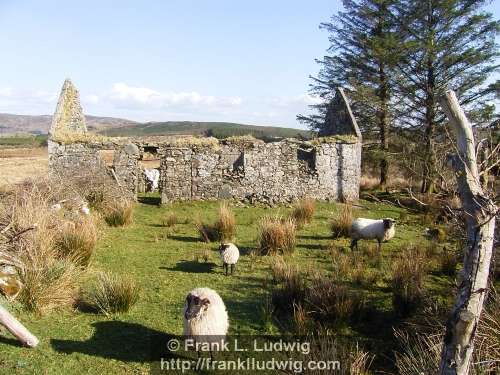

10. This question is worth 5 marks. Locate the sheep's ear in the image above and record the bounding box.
[201,298,210,306]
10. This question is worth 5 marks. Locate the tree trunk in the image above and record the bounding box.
[438,90,497,375]
[378,64,389,188]
[0,304,39,347]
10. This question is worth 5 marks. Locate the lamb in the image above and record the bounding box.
[219,243,239,276]
[350,218,396,251]
[183,287,229,355]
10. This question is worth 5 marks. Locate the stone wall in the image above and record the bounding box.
[159,137,361,204]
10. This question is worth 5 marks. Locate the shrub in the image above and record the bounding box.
[258,216,296,255]
[162,212,178,228]
[391,246,427,317]
[54,218,98,267]
[330,204,353,238]
[329,245,352,281]
[18,256,79,314]
[103,200,134,227]
[439,247,458,276]
[291,198,316,227]
[81,272,140,315]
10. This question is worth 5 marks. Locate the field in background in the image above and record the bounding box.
[0,147,47,186]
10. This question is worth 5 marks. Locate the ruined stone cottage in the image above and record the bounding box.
[48,79,362,203]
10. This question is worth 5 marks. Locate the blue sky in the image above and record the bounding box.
[0,0,499,129]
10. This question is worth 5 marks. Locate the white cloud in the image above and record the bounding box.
[107,82,243,110]
[270,93,323,107]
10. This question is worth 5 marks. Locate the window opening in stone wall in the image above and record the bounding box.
[97,149,116,167]
[297,148,316,170]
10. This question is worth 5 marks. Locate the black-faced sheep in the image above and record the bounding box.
[218,243,239,276]
[183,288,229,355]
[350,218,396,251]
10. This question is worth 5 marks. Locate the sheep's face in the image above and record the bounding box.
[184,293,210,320]
[383,219,396,230]
[218,244,229,254]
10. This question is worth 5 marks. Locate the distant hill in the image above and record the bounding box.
[98,121,311,140]
[0,113,138,135]
[0,113,311,140]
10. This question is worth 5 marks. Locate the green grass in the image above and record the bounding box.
[0,196,458,374]
[0,134,47,147]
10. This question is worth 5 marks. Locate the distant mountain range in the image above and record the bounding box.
[0,113,311,140]
[0,113,138,135]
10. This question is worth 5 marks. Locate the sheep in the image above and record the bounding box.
[350,218,396,251]
[219,243,239,276]
[183,287,229,356]
[144,169,160,192]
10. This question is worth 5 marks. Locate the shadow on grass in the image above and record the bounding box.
[0,335,24,347]
[297,234,332,240]
[51,321,183,363]
[296,243,325,250]
[161,260,217,273]
[138,196,161,206]
[167,235,200,243]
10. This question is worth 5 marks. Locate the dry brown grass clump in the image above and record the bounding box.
[195,202,236,242]
[17,255,79,314]
[54,218,98,267]
[291,198,316,228]
[258,216,296,255]
[162,212,178,228]
[103,200,134,227]
[0,180,102,313]
[214,202,236,242]
[391,245,428,317]
[395,290,500,374]
[330,203,354,238]
[80,271,140,315]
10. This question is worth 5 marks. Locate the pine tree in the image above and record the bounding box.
[395,0,499,193]
[298,0,400,187]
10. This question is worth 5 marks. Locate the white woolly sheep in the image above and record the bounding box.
[350,218,396,251]
[183,288,229,355]
[219,243,239,276]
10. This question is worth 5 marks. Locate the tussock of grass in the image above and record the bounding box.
[54,218,98,267]
[81,272,140,315]
[291,198,316,228]
[439,247,457,276]
[195,202,236,242]
[215,202,236,242]
[258,216,296,255]
[103,200,134,227]
[330,203,353,238]
[391,245,427,317]
[18,256,79,314]
[162,212,178,227]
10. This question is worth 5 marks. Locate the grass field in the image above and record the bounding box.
[0,195,460,374]
[0,147,47,186]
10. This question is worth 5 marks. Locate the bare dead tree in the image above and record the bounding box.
[438,90,498,375]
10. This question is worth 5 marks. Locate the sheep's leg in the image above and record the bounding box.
[350,239,357,251]
[377,239,382,253]
[223,263,228,276]
[230,264,235,275]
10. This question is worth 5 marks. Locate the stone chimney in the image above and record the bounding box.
[320,87,361,139]
[49,78,87,138]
